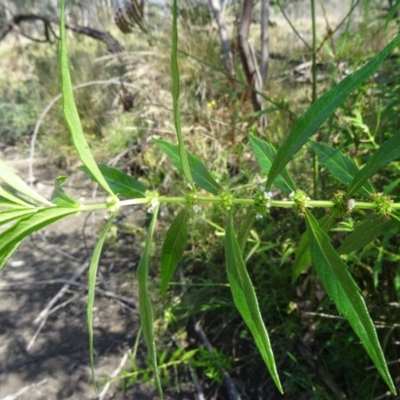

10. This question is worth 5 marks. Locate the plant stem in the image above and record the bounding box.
[73,197,400,212]
[311,0,319,200]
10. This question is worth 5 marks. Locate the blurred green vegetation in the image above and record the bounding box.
[1,0,400,398]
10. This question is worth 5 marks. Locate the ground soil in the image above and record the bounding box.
[0,148,190,400]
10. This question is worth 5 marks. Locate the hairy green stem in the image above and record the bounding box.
[48,197,400,212]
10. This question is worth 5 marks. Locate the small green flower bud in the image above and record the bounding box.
[253,192,266,217]
[185,188,199,211]
[331,190,348,218]
[106,195,120,214]
[371,193,393,220]
[253,187,272,218]
[290,190,310,217]
[219,189,233,212]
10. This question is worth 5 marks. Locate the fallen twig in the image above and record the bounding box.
[0,278,137,308]
[97,348,130,400]
[27,293,80,351]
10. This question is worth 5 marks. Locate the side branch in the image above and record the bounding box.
[0,13,124,53]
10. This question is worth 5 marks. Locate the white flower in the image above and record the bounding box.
[151,198,160,208]
[266,202,271,209]
[259,185,266,192]
[289,191,295,199]
[193,204,201,213]
[264,191,272,200]
[348,199,356,212]
[147,197,160,214]
[256,213,263,219]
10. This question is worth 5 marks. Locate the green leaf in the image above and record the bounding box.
[225,211,283,393]
[171,0,194,188]
[87,214,116,390]
[179,349,198,363]
[0,208,39,226]
[161,208,190,298]
[79,164,147,199]
[249,135,296,193]
[305,209,396,393]
[292,214,335,283]
[390,212,400,230]
[337,214,395,255]
[51,176,80,207]
[348,130,400,196]
[0,159,53,206]
[59,0,114,198]
[236,210,256,255]
[153,139,221,195]
[385,0,400,28]
[394,264,400,302]
[0,207,78,271]
[0,185,35,208]
[309,141,375,197]
[384,177,400,195]
[137,205,163,398]
[266,33,400,191]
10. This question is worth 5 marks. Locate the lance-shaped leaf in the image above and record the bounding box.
[153,138,221,195]
[51,176,80,208]
[236,210,256,255]
[309,141,375,197]
[390,213,400,230]
[225,212,283,393]
[266,33,400,191]
[292,214,335,283]
[0,159,52,206]
[137,205,163,398]
[0,208,39,227]
[305,209,396,393]
[87,214,116,389]
[79,164,147,199]
[0,185,35,208]
[249,135,296,193]
[348,130,400,196]
[59,0,114,198]
[337,214,395,255]
[161,208,190,298]
[0,207,78,270]
[171,0,194,188]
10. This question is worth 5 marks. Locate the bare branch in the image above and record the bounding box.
[209,0,234,76]
[1,13,124,53]
[238,0,267,126]
[260,0,270,85]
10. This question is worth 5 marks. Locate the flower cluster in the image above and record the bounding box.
[289,190,310,217]
[106,195,120,214]
[186,185,201,213]
[331,190,355,217]
[371,193,393,220]
[253,185,272,219]
[219,189,233,211]
[331,190,347,217]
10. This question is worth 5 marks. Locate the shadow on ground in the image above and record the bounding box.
[0,150,193,400]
